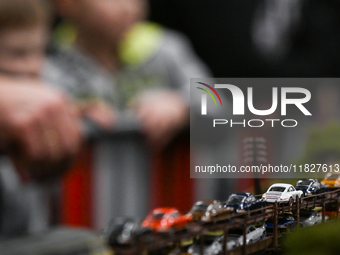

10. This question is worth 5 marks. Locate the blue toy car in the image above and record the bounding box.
[265,213,296,232]
[295,179,328,197]
[224,192,265,213]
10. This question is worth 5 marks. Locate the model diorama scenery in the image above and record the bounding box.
[102,175,340,255]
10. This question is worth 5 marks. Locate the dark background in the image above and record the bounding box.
[148,0,340,78]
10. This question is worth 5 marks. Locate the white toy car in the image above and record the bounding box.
[222,225,266,249]
[187,225,266,255]
[262,183,303,204]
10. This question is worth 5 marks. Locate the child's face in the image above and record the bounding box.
[71,0,146,42]
[0,25,48,79]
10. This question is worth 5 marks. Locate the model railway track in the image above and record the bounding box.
[111,189,340,255]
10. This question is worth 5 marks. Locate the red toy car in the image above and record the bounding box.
[324,204,340,220]
[142,207,191,232]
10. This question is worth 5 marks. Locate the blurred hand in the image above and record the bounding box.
[0,77,82,180]
[131,90,189,149]
[78,99,117,130]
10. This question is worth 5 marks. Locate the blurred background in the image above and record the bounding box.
[54,0,340,229]
[2,0,340,236]
[56,0,340,230]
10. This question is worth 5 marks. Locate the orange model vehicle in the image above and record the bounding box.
[321,173,340,189]
[142,207,191,232]
[324,204,340,220]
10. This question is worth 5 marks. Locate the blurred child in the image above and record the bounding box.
[0,0,84,238]
[0,0,50,79]
[46,0,210,148]
[0,0,52,238]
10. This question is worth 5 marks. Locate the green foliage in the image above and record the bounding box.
[285,221,340,255]
[298,122,340,165]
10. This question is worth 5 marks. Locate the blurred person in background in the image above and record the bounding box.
[46,0,210,149]
[0,0,49,79]
[0,0,79,178]
[0,81,83,245]
[251,0,340,77]
[0,0,82,238]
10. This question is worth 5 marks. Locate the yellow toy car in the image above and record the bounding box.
[321,173,340,188]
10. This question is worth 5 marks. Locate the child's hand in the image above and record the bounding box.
[131,90,189,149]
[78,99,117,130]
[0,78,82,180]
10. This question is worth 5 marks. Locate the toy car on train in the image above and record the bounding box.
[142,207,191,232]
[295,179,328,197]
[224,192,265,213]
[262,183,303,204]
[186,200,232,222]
